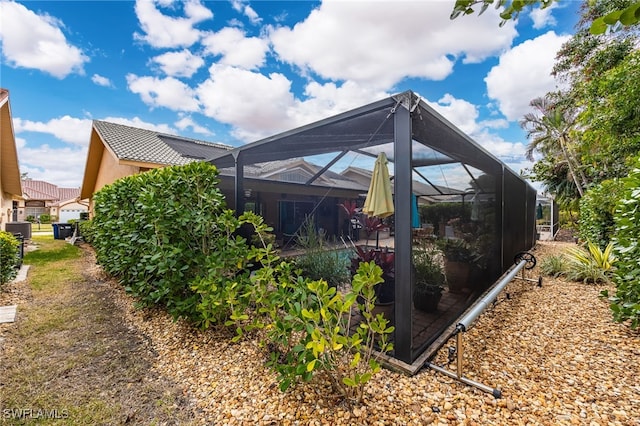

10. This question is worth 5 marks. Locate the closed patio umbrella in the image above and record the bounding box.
[363,152,394,219]
[363,152,394,248]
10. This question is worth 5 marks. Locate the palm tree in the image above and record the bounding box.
[520,96,588,198]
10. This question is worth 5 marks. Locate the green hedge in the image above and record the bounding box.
[606,157,640,328]
[91,162,257,322]
[0,231,20,285]
[579,179,624,249]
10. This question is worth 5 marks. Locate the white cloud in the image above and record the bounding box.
[196,65,294,141]
[291,81,388,126]
[426,94,482,136]
[529,3,559,29]
[424,93,528,167]
[101,116,176,134]
[196,67,389,142]
[0,1,88,78]
[18,144,87,187]
[133,0,213,49]
[174,116,212,135]
[485,31,571,121]
[230,0,261,25]
[126,74,200,111]
[13,116,93,146]
[151,49,205,77]
[201,27,268,69]
[268,0,517,88]
[92,74,113,87]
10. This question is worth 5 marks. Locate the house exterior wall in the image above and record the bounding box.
[95,150,140,195]
[1,190,14,231]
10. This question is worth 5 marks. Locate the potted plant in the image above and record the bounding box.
[412,248,446,312]
[349,246,395,322]
[436,238,476,293]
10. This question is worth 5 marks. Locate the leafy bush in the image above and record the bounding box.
[579,179,624,249]
[26,215,36,223]
[604,158,640,328]
[91,162,260,323]
[78,219,96,244]
[250,258,394,405]
[539,254,567,278]
[39,214,51,224]
[419,203,468,236]
[0,231,20,286]
[565,241,616,284]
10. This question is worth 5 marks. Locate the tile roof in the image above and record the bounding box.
[21,179,80,204]
[91,120,366,191]
[93,120,231,165]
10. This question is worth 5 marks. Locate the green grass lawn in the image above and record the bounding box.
[30,222,53,232]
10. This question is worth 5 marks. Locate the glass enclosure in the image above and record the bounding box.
[209,91,537,368]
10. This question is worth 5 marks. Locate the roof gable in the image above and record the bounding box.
[0,88,22,197]
[21,179,80,204]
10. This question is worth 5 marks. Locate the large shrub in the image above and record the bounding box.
[78,219,96,244]
[91,162,258,322]
[579,179,624,249]
[605,158,640,328]
[0,231,20,286]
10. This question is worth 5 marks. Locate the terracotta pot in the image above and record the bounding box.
[371,301,394,324]
[444,260,470,293]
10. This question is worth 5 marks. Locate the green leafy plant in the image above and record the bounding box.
[579,179,624,249]
[0,231,20,286]
[290,215,350,288]
[603,157,640,328]
[539,254,567,278]
[78,219,96,244]
[565,241,616,284]
[436,237,476,263]
[253,259,394,405]
[90,162,261,324]
[412,247,445,312]
[349,246,395,303]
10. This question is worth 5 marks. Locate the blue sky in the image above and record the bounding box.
[1,0,579,189]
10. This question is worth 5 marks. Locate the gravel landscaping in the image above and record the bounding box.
[2,239,639,425]
[113,240,640,425]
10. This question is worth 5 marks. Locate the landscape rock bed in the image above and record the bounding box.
[2,240,638,424]
[112,241,640,425]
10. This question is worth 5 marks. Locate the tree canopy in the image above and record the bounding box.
[451,0,640,34]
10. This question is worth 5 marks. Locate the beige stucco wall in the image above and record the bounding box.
[94,150,140,195]
[0,190,13,231]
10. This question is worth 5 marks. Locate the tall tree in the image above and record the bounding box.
[520,96,588,197]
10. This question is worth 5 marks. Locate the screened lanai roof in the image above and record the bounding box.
[206,91,504,178]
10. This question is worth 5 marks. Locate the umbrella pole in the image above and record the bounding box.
[376,230,379,248]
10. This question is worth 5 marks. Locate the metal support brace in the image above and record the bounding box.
[426,328,502,398]
[424,253,539,398]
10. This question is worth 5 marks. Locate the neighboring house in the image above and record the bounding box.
[0,88,23,231]
[340,165,463,204]
[80,120,232,207]
[18,180,87,222]
[79,120,368,240]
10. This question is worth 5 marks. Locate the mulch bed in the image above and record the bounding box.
[2,239,639,425]
[113,241,640,425]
